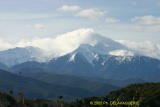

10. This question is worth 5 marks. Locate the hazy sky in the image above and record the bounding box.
[0,0,160,43]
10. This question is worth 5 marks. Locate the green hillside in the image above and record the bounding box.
[0,70,93,100]
[16,71,118,96]
[0,83,159,107]
[69,83,160,107]
[0,69,118,100]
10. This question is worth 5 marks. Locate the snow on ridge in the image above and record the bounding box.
[108,50,135,63]
[69,53,77,62]
[115,56,133,63]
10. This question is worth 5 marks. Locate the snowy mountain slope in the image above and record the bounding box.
[12,49,160,82]
[1,29,160,83]
[0,46,44,66]
[68,34,134,64]
[43,34,160,81]
[0,29,155,67]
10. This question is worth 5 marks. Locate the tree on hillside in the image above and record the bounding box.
[17,92,25,106]
[9,90,14,96]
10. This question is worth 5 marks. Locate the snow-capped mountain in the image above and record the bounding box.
[0,28,155,68]
[0,46,44,66]
[45,50,160,82]
[43,34,160,81]
[68,34,135,64]
[0,31,160,82]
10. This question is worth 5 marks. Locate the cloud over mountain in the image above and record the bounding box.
[117,40,160,59]
[0,28,160,60]
[0,39,13,51]
[0,29,97,57]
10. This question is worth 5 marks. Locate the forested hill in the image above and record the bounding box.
[0,83,160,107]
[70,83,160,107]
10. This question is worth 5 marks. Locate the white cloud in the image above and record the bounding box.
[109,50,134,56]
[130,25,160,32]
[76,9,104,19]
[105,18,120,23]
[132,15,160,25]
[0,39,14,51]
[13,28,95,57]
[117,40,160,59]
[34,24,46,31]
[58,5,105,20]
[59,5,80,12]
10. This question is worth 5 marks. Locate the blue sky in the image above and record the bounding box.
[0,0,160,43]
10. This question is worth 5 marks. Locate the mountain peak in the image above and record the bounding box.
[69,34,129,64]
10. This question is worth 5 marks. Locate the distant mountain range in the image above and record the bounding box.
[0,33,131,67]
[0,34,160,99]
[9,44,160,82]
[0,34,160,82]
